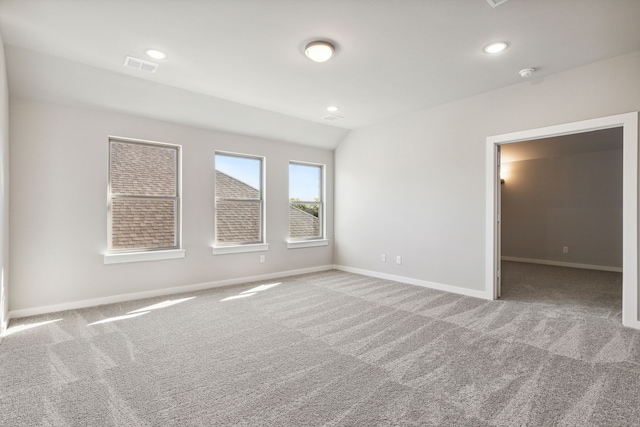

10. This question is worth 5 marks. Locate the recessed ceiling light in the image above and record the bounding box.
[145,49,167,60]
[305,41,334,62]
[483,42,508,54]
[326,106,340,112]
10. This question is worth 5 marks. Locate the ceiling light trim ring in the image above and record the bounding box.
[483,42,508,54]
[145,49,167,60]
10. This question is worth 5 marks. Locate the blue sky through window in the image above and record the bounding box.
[290,163,321,201]
[215,155,321,200]
[215,154,261,189]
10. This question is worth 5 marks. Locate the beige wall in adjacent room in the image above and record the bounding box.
[501,148,623,269]
[9,98,334,313]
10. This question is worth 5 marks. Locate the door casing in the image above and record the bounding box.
[485,112,639,329]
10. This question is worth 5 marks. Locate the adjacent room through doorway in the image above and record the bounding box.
[499,128,623,320]
[485,112,640,329]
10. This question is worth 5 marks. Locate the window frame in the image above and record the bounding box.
[105,136,183,262]
[213,151,267,252]
[287,161,327,248]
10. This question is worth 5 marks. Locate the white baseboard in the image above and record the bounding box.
[8,265,334,320]
[333,265,490,300]
[501,256,623,273]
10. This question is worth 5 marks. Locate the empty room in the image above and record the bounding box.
[499,129,624,316]
[1,1,640,426]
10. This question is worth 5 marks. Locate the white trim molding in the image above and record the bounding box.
[502,256,622,273]
[8,264,334,320]
[212,243,269,255]
[287,239,329,249]
[486,112,639,330]
[334,265,490,300]
[104,249,186,264]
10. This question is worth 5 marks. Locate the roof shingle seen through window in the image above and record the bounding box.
[215,170,319,242]
[112,199,176,249]
[289,205,320,238]
[215,170,260,243]
[109,140,178,250]
[215,170,259,199]
[111,142,176,197]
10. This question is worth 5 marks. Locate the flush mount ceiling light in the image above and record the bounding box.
[145,49,167,60]
[483,42,508,54]
[305,41,335,62]
[326,106,340,112]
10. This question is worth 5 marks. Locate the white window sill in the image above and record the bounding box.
[104,249,186,264]
[287,239,329,249]
[212,243,269,255]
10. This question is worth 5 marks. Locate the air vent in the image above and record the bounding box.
[486,0,510,7]
[124,56,158,73]
[322,114,343,121]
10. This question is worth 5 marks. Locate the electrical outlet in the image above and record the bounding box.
[396,256,402,264]
[563,247,569,253]
[381,254,386,262]
[260,255,265,263]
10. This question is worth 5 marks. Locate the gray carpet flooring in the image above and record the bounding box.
[501,261,623,321]
[2,264,639,426]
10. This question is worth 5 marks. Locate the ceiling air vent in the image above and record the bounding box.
[486,0,510,7]
[123,56,158,73]
[322,114,343,122]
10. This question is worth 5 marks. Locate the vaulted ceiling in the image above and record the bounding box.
[1,0,639,149]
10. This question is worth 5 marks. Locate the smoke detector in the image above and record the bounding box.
[519,68,535,78]
[322,114,343,121]
[124,56,159,73]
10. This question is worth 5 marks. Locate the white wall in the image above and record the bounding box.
[501,149,623,269]
[335,50,640,293]
[0,34,9,334]
[9,98,333,313]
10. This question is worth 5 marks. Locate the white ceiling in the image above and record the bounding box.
[1,0,639,149]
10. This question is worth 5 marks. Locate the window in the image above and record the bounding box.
[106,137,183,263]
[289,162,326,247]
[214,152,265,250]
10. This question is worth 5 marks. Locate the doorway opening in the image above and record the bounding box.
[485,112,639,329]
[500,128,622,319]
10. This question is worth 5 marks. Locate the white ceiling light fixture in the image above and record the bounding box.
[483,42,508,54]
[305,41,335,62]
[326,106,340,112]
[145,49,167,60]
